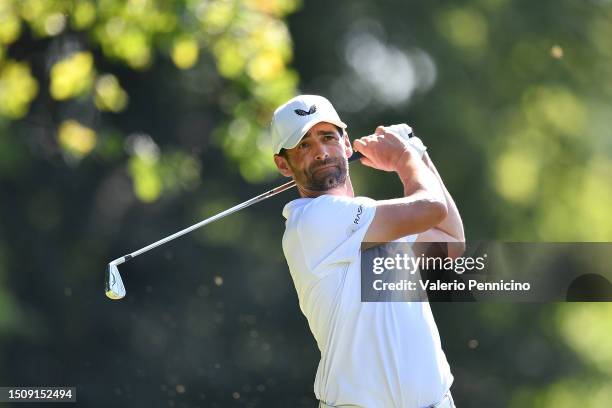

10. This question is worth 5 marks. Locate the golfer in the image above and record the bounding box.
[271,95,465,408]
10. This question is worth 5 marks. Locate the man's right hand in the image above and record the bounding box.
[353,126,420,172]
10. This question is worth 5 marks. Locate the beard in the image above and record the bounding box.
[301,157,348,192]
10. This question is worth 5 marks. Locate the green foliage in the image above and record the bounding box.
[1,0,300,196]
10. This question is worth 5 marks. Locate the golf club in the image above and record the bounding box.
[105,151,365,300]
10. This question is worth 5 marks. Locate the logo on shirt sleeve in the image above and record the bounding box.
[353,204,364,226]
[347,204,365,236]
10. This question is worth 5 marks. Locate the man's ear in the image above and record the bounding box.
[342,130,354,159]
[274,154,293,177]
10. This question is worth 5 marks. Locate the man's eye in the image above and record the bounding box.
[299,142,309,149]
[324,134,337,140]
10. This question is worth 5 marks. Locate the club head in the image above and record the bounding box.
[105,263,126,300]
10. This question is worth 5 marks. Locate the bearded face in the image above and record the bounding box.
[294,155,348,192]
[274,122,351,194]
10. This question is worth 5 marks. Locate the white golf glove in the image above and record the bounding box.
[385,123,427,158]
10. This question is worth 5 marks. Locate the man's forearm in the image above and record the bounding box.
[422,152,465,242]
[396,152,446,206]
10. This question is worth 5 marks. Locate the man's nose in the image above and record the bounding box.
[314,145,329,161]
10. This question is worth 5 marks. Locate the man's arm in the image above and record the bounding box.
[353,128,448,243]
[416,152,465,258]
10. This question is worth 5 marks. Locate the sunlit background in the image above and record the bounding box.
[0,0,611,407]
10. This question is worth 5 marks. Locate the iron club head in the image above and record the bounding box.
[105,262,126,300]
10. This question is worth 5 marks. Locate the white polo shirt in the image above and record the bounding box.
[282,194,453,408]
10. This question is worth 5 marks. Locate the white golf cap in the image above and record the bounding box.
[270,94,347,154]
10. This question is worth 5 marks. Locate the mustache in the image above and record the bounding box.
[308,157,344,173]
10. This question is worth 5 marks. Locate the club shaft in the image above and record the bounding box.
[125,180,296,260]
[111,152,364,266]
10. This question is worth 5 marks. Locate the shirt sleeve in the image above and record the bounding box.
[295,195,377,272]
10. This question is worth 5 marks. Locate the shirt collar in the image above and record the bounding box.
[282,198,312,219]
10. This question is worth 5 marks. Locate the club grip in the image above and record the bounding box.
[348,131,414,163]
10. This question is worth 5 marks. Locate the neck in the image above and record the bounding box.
[297,176,355,198]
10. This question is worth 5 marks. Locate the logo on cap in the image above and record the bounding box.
[294,105,317,116]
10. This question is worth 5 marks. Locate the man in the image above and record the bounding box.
[271,95,465,408]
